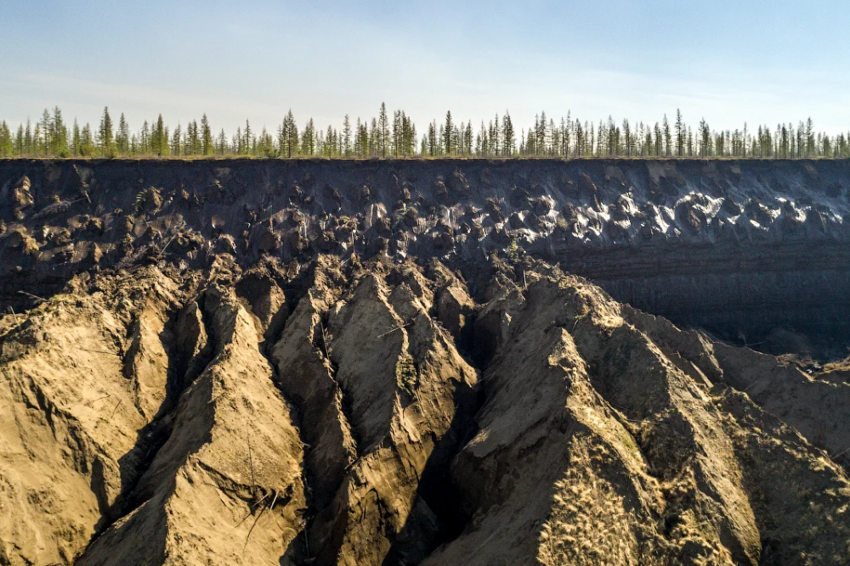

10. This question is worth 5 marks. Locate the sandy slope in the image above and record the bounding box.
[0,255,847,565]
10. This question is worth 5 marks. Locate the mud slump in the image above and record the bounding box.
[0,159,849,565]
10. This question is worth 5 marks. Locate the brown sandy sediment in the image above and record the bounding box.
[0,159,848,565]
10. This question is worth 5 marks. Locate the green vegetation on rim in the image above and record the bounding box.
[2,104,848,160]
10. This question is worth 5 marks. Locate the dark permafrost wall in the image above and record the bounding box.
[2,158,850,352]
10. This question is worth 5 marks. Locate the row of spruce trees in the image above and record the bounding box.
[1,104,848,159]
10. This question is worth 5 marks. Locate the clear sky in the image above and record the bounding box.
[2,0,848,135]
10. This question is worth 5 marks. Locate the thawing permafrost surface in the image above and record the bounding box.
[661,206,676,230]
[653,207,671,234]
[775,198,807,223]
[582,206,611,222]
[617,192,640,216]
[579,207,609,236]
[690,193,724,217]
[452,179,849,246]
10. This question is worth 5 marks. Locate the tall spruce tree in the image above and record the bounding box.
[201,114,213,155]
[80,123,96,156]
[675,109,685,157]
[50,106,68,156]
[72,120,81,156]
[502,112,515,156]
[342,114,352,156]
[99,107,114,156]
[443,111,454,155]
[151,114,169,156]
[117,113,130,155]
[378,103,389,157]
[0,122,12,157]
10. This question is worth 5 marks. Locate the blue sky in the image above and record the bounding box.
[2,0,848,135]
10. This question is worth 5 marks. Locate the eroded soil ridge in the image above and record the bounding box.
[0,160,849,565]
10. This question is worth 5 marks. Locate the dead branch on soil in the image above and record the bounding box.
[242,504,268,553]
[234,492,270,529]
[241,489,282,554]
[17,290,47,303]
[79,347,118,355]
[93,399,123,430]
[157,222,186,258]
[82,394,111,407]
[743,375,770,393]
[320,323,330,357]
[378,321,413,338]
[833,445,850,460]
[248,433,256,494]
[108,400,122,419]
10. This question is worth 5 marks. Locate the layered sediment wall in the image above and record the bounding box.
[2,158,850,347]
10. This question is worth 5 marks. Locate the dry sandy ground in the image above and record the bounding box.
[0,255,847,565]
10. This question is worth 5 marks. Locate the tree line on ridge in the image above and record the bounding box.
[1,104,847,160]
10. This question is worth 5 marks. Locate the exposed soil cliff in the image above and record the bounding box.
[0,159,848,565]
[3,158,850,348]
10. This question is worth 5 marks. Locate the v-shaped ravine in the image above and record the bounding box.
[0,254,848,566]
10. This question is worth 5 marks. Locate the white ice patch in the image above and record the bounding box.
[655,211,670,234]
[696,194,723,218]
[575,211,588,228]
[674,192,722,220]
[581,212,604,236]
[584,206,610,224]
[618,192,640,216]
[515,228,540,243]
[572,212,588,237]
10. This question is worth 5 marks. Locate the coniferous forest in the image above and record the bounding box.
[1,103,848,159]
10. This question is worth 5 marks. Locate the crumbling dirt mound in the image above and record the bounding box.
[0,254,848,565]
